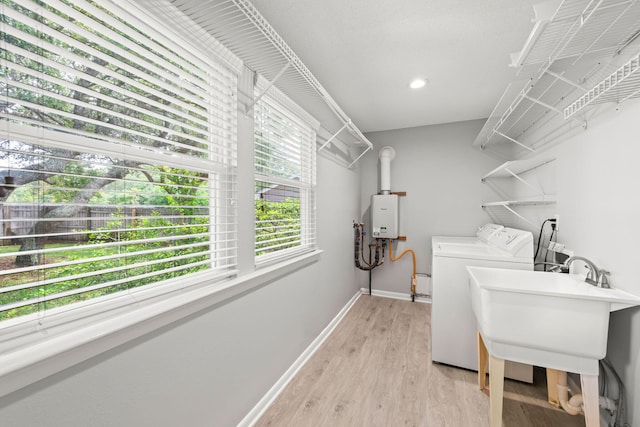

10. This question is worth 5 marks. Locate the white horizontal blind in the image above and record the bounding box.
[254,88,316,261]
[0,0,237,321]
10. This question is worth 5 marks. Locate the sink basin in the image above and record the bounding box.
[467,266,640,364]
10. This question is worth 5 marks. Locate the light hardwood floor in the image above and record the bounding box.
[255,295,586,427]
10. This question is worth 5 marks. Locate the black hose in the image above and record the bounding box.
[543,226,557,271]
[601,358,627,426]
[534,219,551,262]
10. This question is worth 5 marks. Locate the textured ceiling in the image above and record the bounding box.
[250,0,540,132]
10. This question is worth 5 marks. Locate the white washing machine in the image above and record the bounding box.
[431,223,534,382]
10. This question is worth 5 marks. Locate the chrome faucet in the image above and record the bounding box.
[564,256,610,288]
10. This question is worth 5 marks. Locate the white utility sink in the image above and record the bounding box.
[467,266,640,369]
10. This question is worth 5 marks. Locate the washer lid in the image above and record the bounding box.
[432,241,533,263]
[435,242,502,256]
[431,236,481,245]
[431,224,533,261]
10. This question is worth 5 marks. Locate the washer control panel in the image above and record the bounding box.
[476,223,504,243]
[489,227,533,257]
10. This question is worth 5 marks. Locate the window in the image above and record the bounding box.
[0,0,237,321]
[254,83,317,262]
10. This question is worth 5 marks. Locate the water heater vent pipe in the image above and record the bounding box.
[379,146,395,195]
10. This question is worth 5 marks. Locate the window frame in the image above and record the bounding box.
[0,0,256,396]
[0,0,239,320]
[253,79,319,265]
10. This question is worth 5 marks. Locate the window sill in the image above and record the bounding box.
[255,246,319,269]
[0,250,322,398]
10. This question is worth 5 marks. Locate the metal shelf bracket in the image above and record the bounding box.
[482,200,555,228]
[499,204,537,228]
[493,130,535,152]
[244,61,291,116]
[347,145,372,169]
[318,119,352,152]
[504,168,545,196]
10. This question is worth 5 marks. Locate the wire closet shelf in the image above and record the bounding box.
[168,0,373,168]
[473,0,640,156]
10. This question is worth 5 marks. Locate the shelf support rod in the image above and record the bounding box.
[501,204,537,228]
[318,119,352,152]
[244,61,291,116]
[523,94,563,115]
[347,144,371,169]
[504,168,545,196]
[523,94,587,126]
[544,70,587,91]
[494,131,535,152]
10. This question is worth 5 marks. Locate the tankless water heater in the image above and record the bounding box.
[371,194,398,239]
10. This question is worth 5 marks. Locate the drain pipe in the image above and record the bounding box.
[557,371,582,416]
[557,370,618,417]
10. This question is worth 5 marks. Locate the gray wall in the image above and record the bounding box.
[359,119,501,294]
[0,127,362,426]
[514,99,640,425]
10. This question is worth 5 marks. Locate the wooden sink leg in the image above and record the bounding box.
[478,331,488,391]
[489,354,505,427]
[581,374,599,427]
[546,368,560,407]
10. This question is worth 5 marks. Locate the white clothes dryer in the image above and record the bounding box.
[431,223,534,382]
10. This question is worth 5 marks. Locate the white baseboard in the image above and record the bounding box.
[360,288,432,304]
[237,290,362,427]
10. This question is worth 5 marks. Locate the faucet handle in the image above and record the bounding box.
[583,264,598,284]
[598,270,611,288]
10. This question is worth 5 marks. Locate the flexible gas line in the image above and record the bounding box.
[388,239,417,298]
[353,222,385,271]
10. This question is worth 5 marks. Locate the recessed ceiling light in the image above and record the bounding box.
[409,78,427,89]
